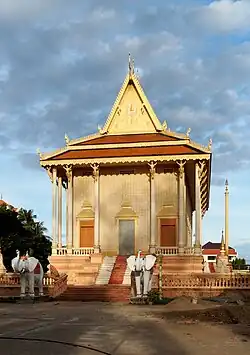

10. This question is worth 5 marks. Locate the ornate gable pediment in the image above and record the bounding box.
[116,200,138,219]
[76,201,94,219]
[101,72,163,135]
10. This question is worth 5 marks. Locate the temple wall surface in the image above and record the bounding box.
[73,170,182,251]
[73,174,94,247]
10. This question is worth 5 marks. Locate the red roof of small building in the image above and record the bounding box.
[0,199,8,206]
[0,199,17,211]
[202,242,237,255]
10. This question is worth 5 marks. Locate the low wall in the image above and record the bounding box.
[0,273,55,286]
[0,273,58,298]
[158,273,250,298]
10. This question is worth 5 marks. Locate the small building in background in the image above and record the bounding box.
[202,241,237,263]
[0,199,17,211]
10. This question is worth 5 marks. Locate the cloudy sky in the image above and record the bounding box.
[0,0,250,259]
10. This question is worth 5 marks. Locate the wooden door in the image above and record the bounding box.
[160,218,176,247]
[119,219,135,255]
[80,220,94,247]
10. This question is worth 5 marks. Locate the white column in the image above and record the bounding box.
[0,250,6,274]
[57,177,62,248]
[65,165,73,251]
[92,164,100,253]
[177,161,186,254]
[194,162,202,254]
[148,162,157,253]
[52,167,57,253]
[224,179,229,255]
[65,183,68,249]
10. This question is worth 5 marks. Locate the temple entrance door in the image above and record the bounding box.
[119,219,135,255]
[160,218,176,246]
[80,220,94,247]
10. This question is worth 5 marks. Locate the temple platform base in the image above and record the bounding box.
[49,253,203,286]
[159,255,204,274]
[49,254,103,285]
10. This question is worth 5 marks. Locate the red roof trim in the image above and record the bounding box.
[202,249,237,255]
[51,145,202,160]
[73,133,180,146]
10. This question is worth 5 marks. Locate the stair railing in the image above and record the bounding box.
[48,273,68,298]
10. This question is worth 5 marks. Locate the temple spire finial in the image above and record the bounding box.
[220,229,225,255]
[128,53,134,75]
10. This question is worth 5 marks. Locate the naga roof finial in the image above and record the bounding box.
[128,53,134,75]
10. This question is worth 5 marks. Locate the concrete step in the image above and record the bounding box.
[58,285,131,302]
[0,286,49,297]
[109,256,127,285]
[122,264,131,285]
[95,256,116,285]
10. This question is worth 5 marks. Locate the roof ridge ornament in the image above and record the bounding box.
[162,120,168,130]
[208,138,212,151]
[128,53,134,76]
[64,134,70,146]
[36,148,43,159]
[186,128,191,137]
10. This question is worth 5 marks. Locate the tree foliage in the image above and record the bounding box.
[232,257,246,266]
[0,205,52,272]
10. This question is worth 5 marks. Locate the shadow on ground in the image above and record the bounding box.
[0,301,187,355]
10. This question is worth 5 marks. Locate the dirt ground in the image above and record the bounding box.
[0,295,249,354]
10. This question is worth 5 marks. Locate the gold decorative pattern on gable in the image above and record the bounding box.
[101,73,163,134]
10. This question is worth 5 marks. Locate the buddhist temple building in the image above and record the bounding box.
[39,58,212,280]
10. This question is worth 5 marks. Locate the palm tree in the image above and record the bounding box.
[17,208,37,229]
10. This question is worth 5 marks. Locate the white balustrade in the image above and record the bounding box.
[184,247,195,255]
[72,248,94,256]
[161,273,250,289]
[156,247,195,256]
[156,247,178,255]
[0,274,55,286]
[56,248,68,256]
[55,247,94,256]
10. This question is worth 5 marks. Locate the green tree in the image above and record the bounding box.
[232,257,246,269]
[0,205,52,272]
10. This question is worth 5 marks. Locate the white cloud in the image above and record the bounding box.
[198,0,250,32]
[91,7,116,21]
[0,0,56,20]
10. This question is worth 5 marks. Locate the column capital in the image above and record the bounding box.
[176,160,186,179]
[196,160,206,179]
[64,164,73,183]
[91,163,100,182]
[45,166,55,183]
[148,161,157,179]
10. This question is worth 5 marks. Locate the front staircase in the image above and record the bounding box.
[95,256,116,284]
[109,256,127,284]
